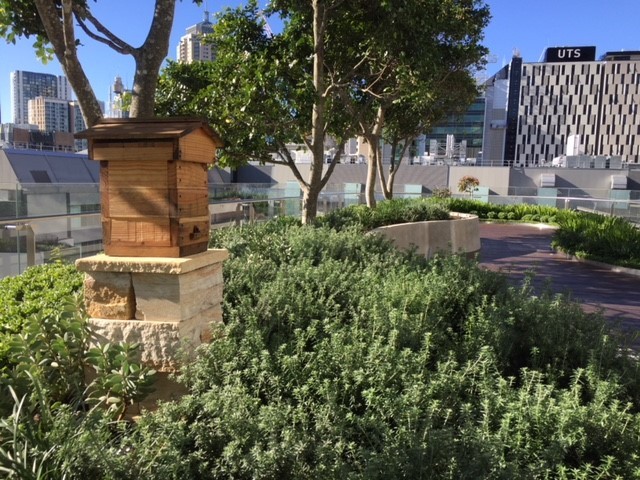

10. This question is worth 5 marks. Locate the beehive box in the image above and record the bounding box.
[76,118,223,257]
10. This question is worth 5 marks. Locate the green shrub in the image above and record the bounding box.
[118,221,640,478]
[552,212,640,268]
[316,198,449,231]
[0,294,156,477]
[2,205,640,477]
[0,261,83,373]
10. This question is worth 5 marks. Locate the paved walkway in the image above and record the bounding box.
[478,223,640,333]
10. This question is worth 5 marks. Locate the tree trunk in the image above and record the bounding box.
[382,141,397,200]
[376,142,391,200]
[301,184,320,225]
[303,0,327,224]
[384,138,410,200]
[365,137,377,208]
[364,106,385,207]
[130,0,176,117]
[386,168,398,198]
[34,0,103,127]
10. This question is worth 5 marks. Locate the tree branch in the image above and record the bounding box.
[319,143,344,190]
[72,4,134,54]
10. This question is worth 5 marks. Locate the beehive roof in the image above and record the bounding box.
[76,117,223,146]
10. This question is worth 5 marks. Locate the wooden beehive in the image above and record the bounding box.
[76,118,223,257]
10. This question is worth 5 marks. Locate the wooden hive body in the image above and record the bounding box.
[77,118,222,257]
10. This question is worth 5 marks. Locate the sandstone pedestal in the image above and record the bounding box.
[76,249,228,410]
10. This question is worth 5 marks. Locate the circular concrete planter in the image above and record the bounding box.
[371,212,480,259]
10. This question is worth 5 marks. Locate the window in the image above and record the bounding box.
[30,170,51,183]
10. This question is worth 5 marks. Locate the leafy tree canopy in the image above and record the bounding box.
[156,0,490,220]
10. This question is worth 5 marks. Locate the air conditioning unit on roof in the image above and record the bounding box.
[611,175,627,190]
[540,173,556,188]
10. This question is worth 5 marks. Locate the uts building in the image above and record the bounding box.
[483,47,640,165]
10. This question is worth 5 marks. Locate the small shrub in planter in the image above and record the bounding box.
[507,212,516,220]
[317,198,449,232]
[498,212,507,219]
[487,211,497,219]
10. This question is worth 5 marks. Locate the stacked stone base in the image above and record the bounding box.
[76,249,228,410]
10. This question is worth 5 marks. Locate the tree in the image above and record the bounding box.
[329,0,490,207]
[157,1,353,224]
[379,69,481,200]
[156,0,489,222]
[0,0,191,126]
[457,175,480,196]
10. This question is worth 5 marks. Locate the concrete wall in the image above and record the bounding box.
[449,166,511,195]
[510,167,637,197]
[235,163,450,192]
[234,163,639,200]
[371,213,480,258]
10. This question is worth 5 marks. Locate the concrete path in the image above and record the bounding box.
[478,223,640,333]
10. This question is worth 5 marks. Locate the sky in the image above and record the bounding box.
[1,0,640,123]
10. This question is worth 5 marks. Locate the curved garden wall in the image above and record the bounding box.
[371,212,480,258]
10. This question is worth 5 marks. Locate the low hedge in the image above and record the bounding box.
[315,198,450,231]
[438,198,640,269]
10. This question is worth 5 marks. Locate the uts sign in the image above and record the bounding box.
[545,46,596,62]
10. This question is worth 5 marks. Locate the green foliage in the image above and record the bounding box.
[114,219,640,478]
[4,294,156,417]
[552,212,640,269]
[316,198,450,231]
[1,201,639,476]
[441,198,639,268]
[431,186,452,199]
[442,198,562,222]
[156,3,319,168]
[0,261,83,372]
[0,294,156,477]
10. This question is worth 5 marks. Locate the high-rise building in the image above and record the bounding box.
[10,71,71,125]
[70,101,88,150]
[483,47,640,165]
[176,11,215,63]
[108,76,131,118]
[28,96,70,133]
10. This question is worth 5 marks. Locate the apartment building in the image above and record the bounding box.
[176,11,215,63]
[10,71,71,126]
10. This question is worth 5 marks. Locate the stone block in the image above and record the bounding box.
[131,263,223,321]
[77,248,229,373]
[83,271,135,320]
[89,318,183,371]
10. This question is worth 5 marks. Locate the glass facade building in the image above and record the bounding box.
[423,97,486,159]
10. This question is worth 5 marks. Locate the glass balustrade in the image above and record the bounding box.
[1,182,638,278]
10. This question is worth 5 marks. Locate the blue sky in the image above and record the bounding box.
[1,0,639,123]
